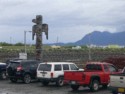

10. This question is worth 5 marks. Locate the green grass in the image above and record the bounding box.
[0,45,52,51]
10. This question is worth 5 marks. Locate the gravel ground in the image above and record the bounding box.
[0,80,112,94]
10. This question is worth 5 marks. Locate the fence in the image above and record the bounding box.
[0,49,125,68]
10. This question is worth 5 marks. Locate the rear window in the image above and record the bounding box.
[38,64,51,71]
[86,64,102,71]
[8,62,20,68]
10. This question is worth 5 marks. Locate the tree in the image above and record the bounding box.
[14,42,24,46]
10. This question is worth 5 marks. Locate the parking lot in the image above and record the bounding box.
[0,80,112,94]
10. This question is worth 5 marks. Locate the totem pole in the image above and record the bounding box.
[32,15,48,61]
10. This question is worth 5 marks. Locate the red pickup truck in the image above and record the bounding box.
[64,62,120,92]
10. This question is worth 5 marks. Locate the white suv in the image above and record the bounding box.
[37,62,83,86]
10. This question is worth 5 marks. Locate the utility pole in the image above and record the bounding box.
[24,31,31,53]
[56,36,58,45]
[88,33,91,61]
[24,31,26,53]
[10,37,12,44]
[32,15,48,61]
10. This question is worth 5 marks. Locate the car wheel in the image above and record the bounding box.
[42,81,49,86]
[23,74,31,84]
[1,71,7,80]
[10,78,17,83]
[71,85,79,91]
[56,77,64,86]
[90,80,99,92]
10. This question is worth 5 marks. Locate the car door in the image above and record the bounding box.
[54,64,63,78]
[103,64,110,83]
[6,62,20,76]
[37,63,52,78]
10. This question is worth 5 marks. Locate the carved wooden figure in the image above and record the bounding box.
[32,15,48,61]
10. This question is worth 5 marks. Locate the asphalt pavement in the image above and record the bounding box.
[0,80,112,94]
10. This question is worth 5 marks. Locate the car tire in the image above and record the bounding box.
[10,78,17,83]
[42,81,49,86]
[23,74,31,84]
[0,71,7,80]
[90,80,99,92]
[56,77,64,87]
[71,85,79,91]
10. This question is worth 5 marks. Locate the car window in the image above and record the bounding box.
[63,64,69,70]
[54,64,62,71]
[70,64,78,70]
[21,62,30,69]
[30,62,38,68]
[96,65,102,70]
[108,65,117,72]
[104,65,109,72]
[38,64,51,71]
[86,64,102,71]
[8,62,20,68]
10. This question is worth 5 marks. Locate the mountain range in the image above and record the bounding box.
[48,31,125,46]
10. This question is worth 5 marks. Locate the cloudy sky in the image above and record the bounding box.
[0,0,125,44]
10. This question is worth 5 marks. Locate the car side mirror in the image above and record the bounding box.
[118,69,122,72]
[79,68,84,71]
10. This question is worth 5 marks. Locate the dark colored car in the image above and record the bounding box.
[0,62,7,80]
[6,60,40,84]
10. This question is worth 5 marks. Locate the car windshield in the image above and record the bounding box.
[38,64,51,71]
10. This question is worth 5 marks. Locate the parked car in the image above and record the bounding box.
[37,62,84,86]
[0,62,7,80]
[6,60,40,84]
[64,62,120,92]
[109,67,125,94]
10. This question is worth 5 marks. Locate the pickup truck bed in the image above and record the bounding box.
[65,71,84,81]
[65,70,107,85]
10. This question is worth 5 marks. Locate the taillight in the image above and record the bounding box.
[17,66,23,71]
[50,72,53,78]
[82,73,86,80]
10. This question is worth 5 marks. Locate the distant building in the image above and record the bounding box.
[107,45,124,48]
[51,45,61,49]
[72,46,81,49]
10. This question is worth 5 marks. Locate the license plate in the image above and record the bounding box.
[40,72,47,74]
[118,88,124,93]
[71,81,76,84]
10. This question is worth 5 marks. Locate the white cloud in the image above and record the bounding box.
[0,0,125,43]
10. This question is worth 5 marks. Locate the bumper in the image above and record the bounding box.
[37,77,57,82]
[8,73,24,80]
[64,80,86,86]
[109,86,125,93]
